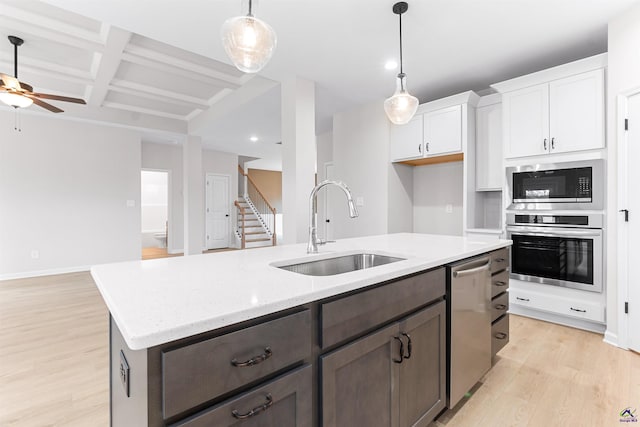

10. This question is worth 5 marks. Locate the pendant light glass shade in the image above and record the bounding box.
[384,73,418,125]
[221,2,277,74]
[0,92,32,108]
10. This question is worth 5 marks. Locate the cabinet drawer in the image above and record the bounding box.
[491,270,509,298]
[491,292,509,323]
[490,248,509,274]
[510,289,604,323]
[492,314,509,356]
[162,310,311,419]
[172,364,312,427]
[321,268,445,349]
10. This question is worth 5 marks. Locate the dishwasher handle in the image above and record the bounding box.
[452,261,491,278]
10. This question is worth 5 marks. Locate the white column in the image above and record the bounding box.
[281,78,317,244]
[183,135,204,255]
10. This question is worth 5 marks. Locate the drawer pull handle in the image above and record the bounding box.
[231,347,273,367]
[495,304,507,310]
[495,281,507,287]
[570,307,587,313]
[516,297,530,302]
[393,336,404,364]
[495,258,506,263]
[231,393,273,419]
[401,332,412,360]
[494,332,507,340]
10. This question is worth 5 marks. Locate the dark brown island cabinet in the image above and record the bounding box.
[110,248,509,427]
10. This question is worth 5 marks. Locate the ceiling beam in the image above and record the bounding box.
[109,79,211,108]
[88,26,131,107]
[107,85,208,110]
[101,101,187,121]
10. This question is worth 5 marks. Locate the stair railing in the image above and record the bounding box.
[238,165,277,246]
[234,200,246,249]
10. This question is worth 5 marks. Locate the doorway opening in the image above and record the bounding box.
[141,169,174,260]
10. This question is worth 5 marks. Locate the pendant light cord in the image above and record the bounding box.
[399,11,403,75]
[248,0,254,17]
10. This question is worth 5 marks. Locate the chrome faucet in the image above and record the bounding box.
[308,180,359,253]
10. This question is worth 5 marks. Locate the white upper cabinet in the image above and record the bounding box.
[389,115,424,161]
[549,69,604,154]
[476,100,503,191]
[423,105,462,156]
[503,83,549,158]
[500,67,605,159]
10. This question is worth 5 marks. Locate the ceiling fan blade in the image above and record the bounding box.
[30,97,64,113]
[1,73,21,91]
[31,92,86,104]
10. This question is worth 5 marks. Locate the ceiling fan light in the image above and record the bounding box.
[221,14,276,73]
[0,92,33,109]
[384,74,418,125]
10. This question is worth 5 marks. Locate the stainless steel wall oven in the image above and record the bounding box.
[506,213,603,293]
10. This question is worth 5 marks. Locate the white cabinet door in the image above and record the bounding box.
[424,105,462,156]
[476,102,503,190]
[390,114,424,161]
[503,83,549,158]
[549,69,604,154]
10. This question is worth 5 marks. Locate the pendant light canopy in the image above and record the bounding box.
[221,0,277,73]
[384,2,418,125]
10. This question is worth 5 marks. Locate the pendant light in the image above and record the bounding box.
[221,0,277,73]
[384,2,418,125]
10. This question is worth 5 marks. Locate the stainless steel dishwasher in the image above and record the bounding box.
[447,254,492,408]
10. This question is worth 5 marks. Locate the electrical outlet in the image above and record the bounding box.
[30,250,39,259]
[445,204,453,213]
[356,197,364,207]
[119,350,130,397]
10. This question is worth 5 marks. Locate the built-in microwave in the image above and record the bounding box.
[507,160,603,211]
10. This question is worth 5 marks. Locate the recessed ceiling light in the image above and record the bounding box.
[385,60,398,70]
[250,136,259,142]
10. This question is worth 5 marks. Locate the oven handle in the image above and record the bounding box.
[506,226,602,238]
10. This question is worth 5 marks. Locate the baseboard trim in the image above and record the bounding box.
[509,305,606,334]
[0,265,93,281]
[603,330,622,349]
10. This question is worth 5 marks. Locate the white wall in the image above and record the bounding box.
[202,148,239,248]
[606,2,640,342]
[388,163,414,233]
[0,111,141,279]
[413,162,464,236]
[141,142,184,253]
[332,101,390,238]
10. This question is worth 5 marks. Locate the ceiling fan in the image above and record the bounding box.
[0,35,86,113]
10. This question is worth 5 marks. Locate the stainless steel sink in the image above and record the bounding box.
[276,253,406,276]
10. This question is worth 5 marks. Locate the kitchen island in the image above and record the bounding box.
[91,233,511,426]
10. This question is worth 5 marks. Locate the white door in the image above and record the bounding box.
[389,115,424,161]
[549,69,604,154]
[423,104,462,156]
[623,91,640,352]
[503,83,549,158]
[205,174,230,249]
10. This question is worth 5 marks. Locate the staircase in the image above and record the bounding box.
[235,166,277,249]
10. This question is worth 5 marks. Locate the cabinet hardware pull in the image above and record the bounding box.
[426,142,429,152]
[551,137,555,149]
[393,336,404,364]
[401,332,412,359]
[495,304,507,310]
[418,144,422,153]
[495,258,505,263]
[570,307,587,313]
[494,332,507,340]
[231,393,273,419]
[516,297,530,302]
[495,281,507,287]
[231,347,273,367]
[544,138,547,150]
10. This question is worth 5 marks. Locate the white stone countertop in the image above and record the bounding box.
[91,233,511,350]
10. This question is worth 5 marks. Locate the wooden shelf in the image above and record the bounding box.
[398,153,464,167]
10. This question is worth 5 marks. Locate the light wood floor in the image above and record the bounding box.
[141,247,237,260]
[0,272,638,427]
